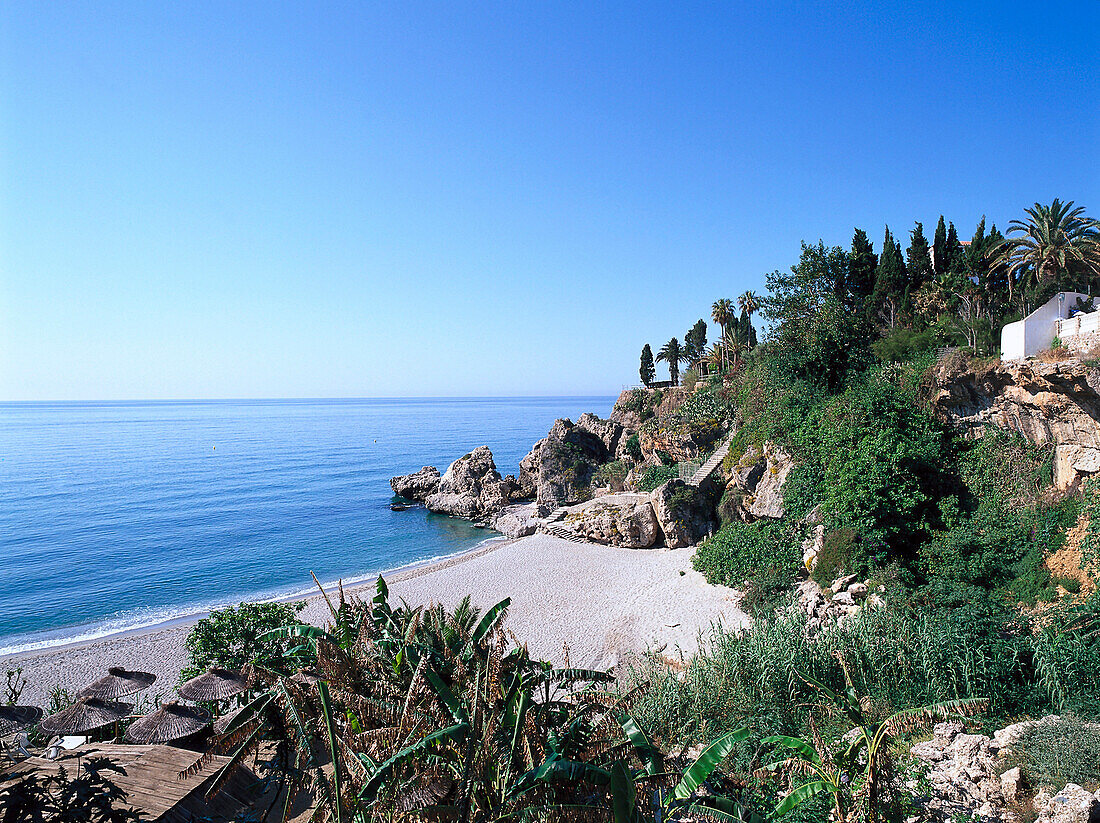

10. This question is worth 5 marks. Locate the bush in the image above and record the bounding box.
[1011,715,1100,790]
[624,433,643,462]
[693,520,801,611]
[636,464,678,492]
[810,527,861,587]
[592,460,628,491]
[871,327,940,362]
[182,601,307,681]
[681,369,698,391]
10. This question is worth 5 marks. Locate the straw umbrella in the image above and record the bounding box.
[124,701,211,745]
[178,667,246,702]
[0,705,43,736]
[212,704,247,735]
[39,698,132,737]
[75,667,156,700]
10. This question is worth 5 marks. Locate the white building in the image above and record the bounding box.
[1000,291,1098,360]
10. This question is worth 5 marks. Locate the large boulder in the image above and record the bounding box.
[519,417,622,515]
[560,495,660,548]
[650,479,716,548]
[1035,784,1100,823]
[638,418,725,464]
[425,446,512,519]
[390,466,441,501]
[491,503,539,539]
[724,442,794,520]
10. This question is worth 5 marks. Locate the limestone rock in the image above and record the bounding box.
[519,417,621,516]
[560,495,660,548]
[491,503,539,539]
[1035,784,1100,823]
[390,466,441,501]
[425,446,511,519]
[724,442,794,520]
[929,358,1100,488]
[650,479,716,548]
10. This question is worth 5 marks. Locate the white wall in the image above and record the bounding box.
[1000,292,1091,361]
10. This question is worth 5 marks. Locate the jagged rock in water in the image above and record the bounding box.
[929,358,1100,488]
[650,479,716,548]
[724,442,794,520]
[425,446,512,518]
[390,466,441,501]
[559,495,660,548]
[519,416,623,516]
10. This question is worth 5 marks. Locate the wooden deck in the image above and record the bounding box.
[2,743,261,821]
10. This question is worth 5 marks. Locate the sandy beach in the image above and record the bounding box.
[4,534,747,707]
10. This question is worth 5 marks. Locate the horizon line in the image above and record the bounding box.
[0,393,622,405]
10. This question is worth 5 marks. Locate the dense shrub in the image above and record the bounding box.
[592,459,628,491]
[1010,715,1100,790]
[182,600,306,681]
[624,433,643,462]
[636,464,678,492]
[693,520,801,611]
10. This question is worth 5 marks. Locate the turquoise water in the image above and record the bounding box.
[0,397,613,655]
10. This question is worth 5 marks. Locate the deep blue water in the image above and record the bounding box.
[0,397,613,655]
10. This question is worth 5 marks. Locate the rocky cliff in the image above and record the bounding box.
[928,357,1100,488]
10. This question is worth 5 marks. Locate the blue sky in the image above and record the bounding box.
[2,1,1097,400]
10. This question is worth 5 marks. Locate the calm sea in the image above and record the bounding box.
[0,397,613,656]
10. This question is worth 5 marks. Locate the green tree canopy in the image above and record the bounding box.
[639,343,655,387]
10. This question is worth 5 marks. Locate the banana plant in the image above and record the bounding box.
[765,657,988,823]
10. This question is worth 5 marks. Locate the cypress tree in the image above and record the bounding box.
[906,222,933,292]
[847,228,878,309]
[639,344,655,387]
[945,221,964,276]
[873,226,907,328]
[932,215,948,277]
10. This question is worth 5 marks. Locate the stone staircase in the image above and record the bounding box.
[539,505,586,543]
[688,431,736,486]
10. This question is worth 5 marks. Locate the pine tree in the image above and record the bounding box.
[906,222,933,292]
[847,228,878,310]
[684,319,708,367]
[932,215,948,277]
[873,226,907,328]
[639,344,655,387]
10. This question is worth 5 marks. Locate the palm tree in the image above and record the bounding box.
[990,199,1100,310]
[738,290,760,318]
[657,337,686,386]
[711,299,734,371]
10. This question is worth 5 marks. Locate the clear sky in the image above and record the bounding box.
[1,2,1097,400]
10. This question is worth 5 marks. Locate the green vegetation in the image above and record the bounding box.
[640,342,655,386]
[637,463,678,492]
[1007,715,1100,790]
[657,337,686,385]
[181,600,306,681]
[0,757,141,822]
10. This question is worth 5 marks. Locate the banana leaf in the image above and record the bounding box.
[617,713,663,776]
[773,780,829,816]
[669,728,749,801]
[359,722,471,800]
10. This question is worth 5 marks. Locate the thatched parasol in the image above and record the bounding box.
[39,698,132,736]
[212,704,248,735]
[178,667,247,702]
[0,705,43,735]
[75,667,157,700]
[124,701,211,744]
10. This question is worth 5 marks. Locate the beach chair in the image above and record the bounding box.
[0,732,31,763]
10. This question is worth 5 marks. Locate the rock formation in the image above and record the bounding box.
[725,442,794,520]
[424,446,516,519]
[650,479,716,548]
[559,495,661,548]
[518,415,624,516]
[390,466,441,501]
[909,718,1100,823]
[929,358,1100,488]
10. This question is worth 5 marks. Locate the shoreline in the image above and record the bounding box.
[6,534,747,706]
[0,532,513,664]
